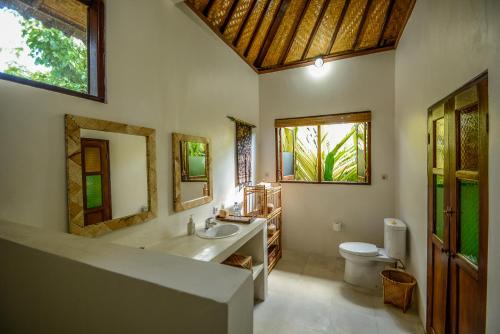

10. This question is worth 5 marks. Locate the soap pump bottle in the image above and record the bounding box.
[187,215,195,236]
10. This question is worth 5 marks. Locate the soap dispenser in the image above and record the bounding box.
[187,215,195,236]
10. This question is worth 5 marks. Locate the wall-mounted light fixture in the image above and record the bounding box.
[314,57,324,69]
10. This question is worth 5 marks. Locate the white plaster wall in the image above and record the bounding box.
[0,0,259,246]
[258,52,395,256]
[81,129,148,218]
[394,0,500,331]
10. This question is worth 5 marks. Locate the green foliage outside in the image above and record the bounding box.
[187,142,206,157]
[282,124,367,182]
[4,12,88,93]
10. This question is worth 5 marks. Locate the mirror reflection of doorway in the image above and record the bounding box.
[81,138,112,226]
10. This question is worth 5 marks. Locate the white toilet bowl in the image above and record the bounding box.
[339,242,395,290]
[338,218,407,290]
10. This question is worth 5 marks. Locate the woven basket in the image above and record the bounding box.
[380,269,417,313]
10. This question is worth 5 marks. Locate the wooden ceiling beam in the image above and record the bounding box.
[301,0,330,61]
[353,0,372,50]
[377,0,394,47]
[233,0,257,46]
[220,0,240,33]
[243,0,274,57]
[203,0,216,16]
[326,0,350,55]
[254,0,291,67]
[279,0,312,65]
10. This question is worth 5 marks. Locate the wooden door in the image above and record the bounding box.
[81,138,112,226]
[427,74,488,334]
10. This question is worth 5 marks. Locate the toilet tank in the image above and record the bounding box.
[384,218,406,260]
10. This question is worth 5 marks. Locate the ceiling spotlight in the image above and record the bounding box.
[314,57,324,68]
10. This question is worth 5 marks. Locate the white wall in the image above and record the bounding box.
[259,52,395,256]
[0,0,259,247]
[81,129,149,218]
[394,0,500,331]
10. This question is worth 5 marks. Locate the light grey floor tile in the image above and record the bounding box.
[254,250,424,334]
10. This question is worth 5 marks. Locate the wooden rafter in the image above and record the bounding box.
[233,0,257,45]
[254,0,290,67]
[326,0,350,56]
[279,0,312,65]
[244,0,274,57]
[301,0,330,61]
[220,0,241,33]
[203,0,216,16]
[377,0,394,47]
[353,0,372,50]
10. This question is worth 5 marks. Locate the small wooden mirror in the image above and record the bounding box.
[173,133,212,212]
[65,114,157,237]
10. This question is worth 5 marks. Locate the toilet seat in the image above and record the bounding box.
[339,242,378,257]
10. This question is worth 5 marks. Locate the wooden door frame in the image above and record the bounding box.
[426,71,489,334]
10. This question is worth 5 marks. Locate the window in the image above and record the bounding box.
[276,111,371,184]
[0,0,105,101]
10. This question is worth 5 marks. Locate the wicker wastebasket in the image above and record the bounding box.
[380,269,417,313]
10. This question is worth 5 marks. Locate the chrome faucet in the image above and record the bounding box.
[205,206,218,230]
[205,217,217,230]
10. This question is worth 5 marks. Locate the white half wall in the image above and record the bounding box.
[0,220,253,334]
[394,0,500,331]
[0,0,259,246]
[258,51,395,256]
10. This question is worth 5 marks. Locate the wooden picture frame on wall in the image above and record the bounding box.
[65,114,157,237]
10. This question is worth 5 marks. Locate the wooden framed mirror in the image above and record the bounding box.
[65,114,157,237]
[173,133,212,212]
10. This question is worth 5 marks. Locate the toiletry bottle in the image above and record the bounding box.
[187,215,195,235]
[219,203,227,218]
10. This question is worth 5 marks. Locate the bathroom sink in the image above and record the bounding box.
[196,223,240,239]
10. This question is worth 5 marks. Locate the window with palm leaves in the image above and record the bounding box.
[276,112,370,184]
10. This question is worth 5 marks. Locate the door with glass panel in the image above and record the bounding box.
[427,74,488,334]
[81,138,112,226]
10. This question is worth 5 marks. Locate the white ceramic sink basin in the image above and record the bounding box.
[196,223,240,239]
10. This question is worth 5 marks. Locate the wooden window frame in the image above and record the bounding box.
[0,0,106,103]
[275,111,372,185]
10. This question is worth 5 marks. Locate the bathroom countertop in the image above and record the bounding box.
[148,218,266,263]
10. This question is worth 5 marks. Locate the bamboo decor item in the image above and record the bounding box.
[243,183,283,273]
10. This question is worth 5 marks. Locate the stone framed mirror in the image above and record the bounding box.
[173,133,212,212]
[65,114,157,237]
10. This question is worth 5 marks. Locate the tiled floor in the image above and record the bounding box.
[254,250,425,334]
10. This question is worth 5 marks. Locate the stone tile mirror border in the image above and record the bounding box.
[65,114,157,237]
[172,133,213,212]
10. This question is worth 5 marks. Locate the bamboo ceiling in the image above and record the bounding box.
[186,0,415,73]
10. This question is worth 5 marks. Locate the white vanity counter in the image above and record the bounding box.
[148,218,268,301]
[148,218,266,263]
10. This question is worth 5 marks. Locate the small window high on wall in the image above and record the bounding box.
[276,111,371,184]
[0,0,105,101]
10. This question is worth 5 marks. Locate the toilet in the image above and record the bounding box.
[339,218,406,290]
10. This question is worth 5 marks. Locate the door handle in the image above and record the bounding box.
[444,207,454,216]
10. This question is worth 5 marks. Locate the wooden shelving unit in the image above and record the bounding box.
[243,183,282,273]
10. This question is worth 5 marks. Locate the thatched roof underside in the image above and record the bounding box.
[1,0,87,42]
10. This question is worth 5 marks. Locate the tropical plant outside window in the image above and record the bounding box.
[276,112,370,184]
[0,0,105,100]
